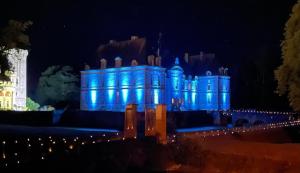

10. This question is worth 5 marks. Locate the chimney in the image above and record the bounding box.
[131,35,138,40]
[224,68,228,75]
[155,56,161,66]
[147,55,155,66]
[131,59,138,66]
[184,52,189,63]
[109,40,116,44]
[219,67,224,75]
[84,63,90,70]
[115,57,122,67]
[100,58,107,69]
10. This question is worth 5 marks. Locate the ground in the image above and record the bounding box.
[0,124,299,172]
[176,127,300,172]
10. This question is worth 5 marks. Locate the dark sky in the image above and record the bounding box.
[0,0,296,99]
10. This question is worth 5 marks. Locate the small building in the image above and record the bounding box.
[80,57,230,112]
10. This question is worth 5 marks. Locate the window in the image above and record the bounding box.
[175,79,178,89]
[5,92,10,97]
[207,84,211,91]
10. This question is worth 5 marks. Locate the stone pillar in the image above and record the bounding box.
[124,104,137,139]
[155,104,167,144]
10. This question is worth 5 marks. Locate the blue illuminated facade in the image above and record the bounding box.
[80,58,230,112]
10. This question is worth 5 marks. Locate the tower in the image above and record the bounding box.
[7,49,28,110]
[167,57,184,111]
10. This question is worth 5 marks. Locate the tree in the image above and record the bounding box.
[26,97,40,111]
[36,65,79,105]
[0,20,32,80]
[275,1,300,111]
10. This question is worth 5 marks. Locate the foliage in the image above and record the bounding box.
[0,20,32,81]
[36,65,79,105]
[39,105,55,111]
[275,1,300,111]
[26,97,40,111]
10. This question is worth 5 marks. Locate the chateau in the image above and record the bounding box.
[0,49,27,110]
[80,56,230,112]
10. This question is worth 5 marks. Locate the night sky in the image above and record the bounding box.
[0,0,296,108]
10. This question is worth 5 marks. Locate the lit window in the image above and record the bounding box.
[5,92,10,97]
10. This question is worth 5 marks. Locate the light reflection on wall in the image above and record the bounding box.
[91,90,97,105]
[191,92,196,105]
[136,88,143,104]
[107,89,114,104]
[122,89,129,103]
[206,92,212,105]
[154,89,159,104]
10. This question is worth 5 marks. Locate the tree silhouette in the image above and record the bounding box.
[275,1,300,111]
[36,65,79,106]
[0,20,32,80]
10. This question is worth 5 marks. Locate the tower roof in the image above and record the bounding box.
[170,57,184,72]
